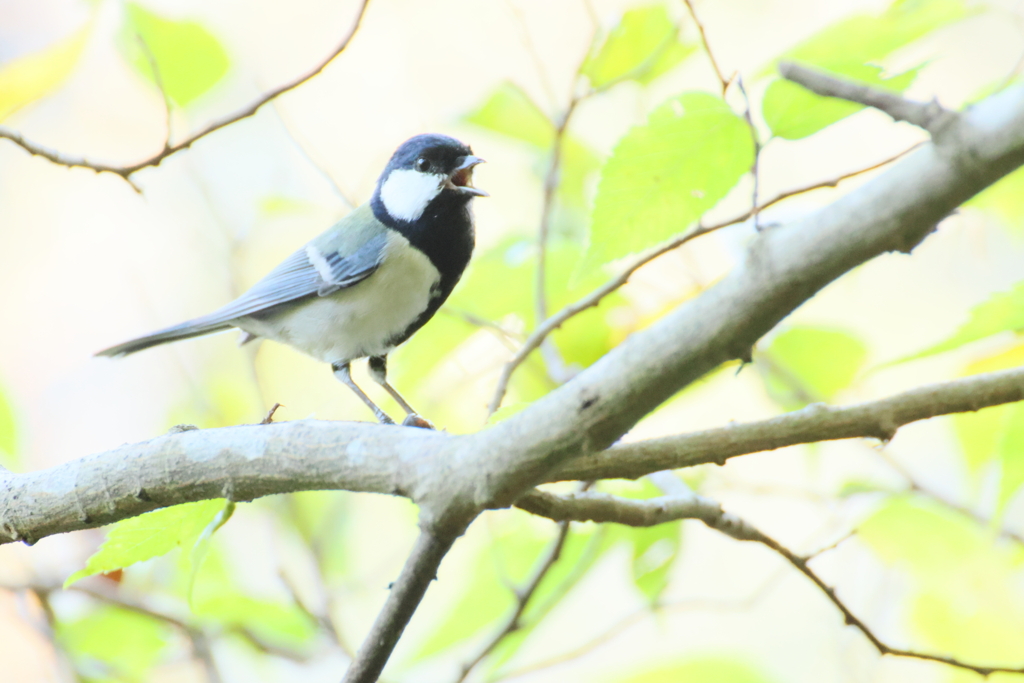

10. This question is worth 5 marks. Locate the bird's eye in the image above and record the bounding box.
[415,158,430,172]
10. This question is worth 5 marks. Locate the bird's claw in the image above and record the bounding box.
[402,414,435,429]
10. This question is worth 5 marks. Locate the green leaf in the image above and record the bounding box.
[120,3,229,107]
[763,65,918,140]
[968,167,1024,238]
[897,281,1024,363]
[464,82,554,149]
[65,498,227,587]
[615,656,777,683]
[0,24,90,122]
[762,0,970,139]
[759,326,868,408]
[582,5,693,89]
[585,92,754,271]
[58,606,170,682]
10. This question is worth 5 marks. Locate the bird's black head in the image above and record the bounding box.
[371,134,486,227]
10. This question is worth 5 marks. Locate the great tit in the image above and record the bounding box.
[97,134,487,427]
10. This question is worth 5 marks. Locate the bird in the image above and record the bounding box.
[97,134,487,427]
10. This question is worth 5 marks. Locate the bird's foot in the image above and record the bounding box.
[402,414,435,429]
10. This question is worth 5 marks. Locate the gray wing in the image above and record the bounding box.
[210,232,387,321]
[96,231,387,357]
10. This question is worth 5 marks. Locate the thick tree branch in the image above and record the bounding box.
[779,61,955,134]
[550,365,1024,482]
[0,420,447,546]
[519,490,1024,676]
[0,0,371,186]
[4,366,1024,548]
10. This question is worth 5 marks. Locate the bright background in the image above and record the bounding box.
[1,0,1024,681]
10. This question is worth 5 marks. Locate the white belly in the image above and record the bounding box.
[237,232,440,363]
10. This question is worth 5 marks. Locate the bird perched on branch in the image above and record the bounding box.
[98,134,487,427]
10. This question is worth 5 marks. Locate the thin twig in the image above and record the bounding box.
[536,100,579,326]
[517,490,1024,677]
[0,0,371,186]
[486,145,918,415]
[804,529,856,559]
[502,0,559,111]
[750,528,1024,676]
[681,0,731,94]
[454,521,572,682]
[440,306,522,352]
[735,76,763,230]
[270,100,357,209]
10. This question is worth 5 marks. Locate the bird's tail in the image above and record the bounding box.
[95,319,233,358]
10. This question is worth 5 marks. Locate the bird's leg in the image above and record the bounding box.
[331,361,395,425]
[367,356,434,429]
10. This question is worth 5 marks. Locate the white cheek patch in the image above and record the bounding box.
[379,169,445,222]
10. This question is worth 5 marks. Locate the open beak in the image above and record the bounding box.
[446,155,488,197]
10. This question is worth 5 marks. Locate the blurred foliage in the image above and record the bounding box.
[20,0,1024,680]
[190,547,319,652]
[758,326,868,409]
[951,344,1024,512]
[0,21,89,122]
[0,378,19,470]
[858,496,1024,668]
[118,3,229,108]
[465,82,554,149]
[167,373,265,429]
[761,0,970,139]
[897,280,1024,363]
[614,656,777,683]
[581,4,695,89]
[58,605,171,682]
[969,167,1024,238]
